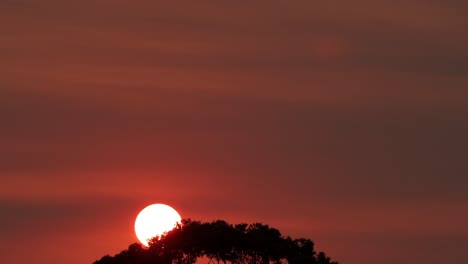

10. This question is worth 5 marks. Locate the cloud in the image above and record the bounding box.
[1,85,467,202]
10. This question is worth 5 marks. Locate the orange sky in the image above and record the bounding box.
[1,1,468,264]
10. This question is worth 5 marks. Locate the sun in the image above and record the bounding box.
[134,203,182,247]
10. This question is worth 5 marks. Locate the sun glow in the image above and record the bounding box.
[134,203,181,246]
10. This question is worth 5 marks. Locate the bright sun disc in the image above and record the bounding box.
[134,203,181,247]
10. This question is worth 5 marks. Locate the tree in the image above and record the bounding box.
[94,219,338,264]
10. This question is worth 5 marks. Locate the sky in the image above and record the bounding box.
[1,1,468,263]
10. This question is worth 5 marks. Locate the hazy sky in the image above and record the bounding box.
[1,1,468,264]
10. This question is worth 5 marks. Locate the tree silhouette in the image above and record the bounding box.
[93,219,338,264]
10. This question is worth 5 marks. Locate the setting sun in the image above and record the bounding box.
[134,204,182,247]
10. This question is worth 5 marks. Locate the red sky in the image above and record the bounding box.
[1,1,468,264]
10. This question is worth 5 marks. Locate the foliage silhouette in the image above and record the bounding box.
[94,219,338,264]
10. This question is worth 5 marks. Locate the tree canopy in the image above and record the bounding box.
[94,219,338,264]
